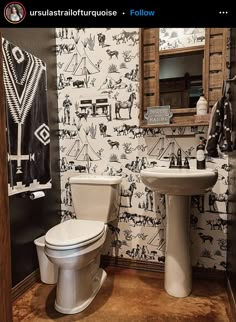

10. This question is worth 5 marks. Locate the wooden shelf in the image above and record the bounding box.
[159,45,204,57]
[171,108,196,114]
[140,109,210,128]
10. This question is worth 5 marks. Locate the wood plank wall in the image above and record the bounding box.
[204,28,227,108]
[139,28,159,122]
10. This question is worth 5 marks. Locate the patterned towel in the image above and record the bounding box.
[206,96,233,157]
[2,38,52,195]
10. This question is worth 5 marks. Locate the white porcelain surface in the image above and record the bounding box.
[55,268,107,314]
[45,219,104,247]
[69,174,122,185]
[70,174,121,222]
[45,175,122,314]
[45,228,107,314]
[140,167,218,298]
[165,195,191,297]
[140,167,218,195]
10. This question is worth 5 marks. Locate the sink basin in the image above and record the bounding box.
[140,167,218,195]
[140,167,218,298]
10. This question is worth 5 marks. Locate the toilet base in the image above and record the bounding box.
[55,268,107,314]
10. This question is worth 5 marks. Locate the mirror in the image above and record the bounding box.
[159,28,205,109]
[140,28,227,128]
[139,27,218,128]
[159,53,204,108]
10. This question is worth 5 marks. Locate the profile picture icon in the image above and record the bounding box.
[4,2,26,24]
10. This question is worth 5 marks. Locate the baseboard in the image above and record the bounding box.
[192,266,226,281]
[227,277,236,322]
[101,255,226,281]
[11,269,40,303]
[101,255,165,273]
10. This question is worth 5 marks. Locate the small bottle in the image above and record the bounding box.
[196,90,208,115]
[196,139,206,169]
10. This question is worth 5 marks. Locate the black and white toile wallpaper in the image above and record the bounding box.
[56,28,229,270]
[159,28,205,50]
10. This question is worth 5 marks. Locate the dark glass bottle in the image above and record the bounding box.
[196,140,206,169]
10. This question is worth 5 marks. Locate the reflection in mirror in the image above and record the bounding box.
[159,28,205,109]
[159,28,205,51]
[159,52,204,108]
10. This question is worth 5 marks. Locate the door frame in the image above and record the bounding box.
[0,34,13,322]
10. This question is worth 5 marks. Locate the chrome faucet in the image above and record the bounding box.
[169,148,190,169]
[176,148,182,167]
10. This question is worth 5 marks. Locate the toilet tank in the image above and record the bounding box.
[69,175,122,222]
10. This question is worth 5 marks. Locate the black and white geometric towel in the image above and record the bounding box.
[2,38,52,195]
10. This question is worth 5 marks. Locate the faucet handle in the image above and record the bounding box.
[169,156,175,168]
[184,157,190,169]
[176,148,182,166]
[177,148,182,156]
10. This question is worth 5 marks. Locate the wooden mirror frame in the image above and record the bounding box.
[139,28,228,128]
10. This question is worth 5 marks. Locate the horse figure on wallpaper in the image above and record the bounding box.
[115,92,136,120]
[120,182,137,207]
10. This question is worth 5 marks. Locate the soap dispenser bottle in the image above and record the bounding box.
[196,89,208,115]
[196,139,206,169]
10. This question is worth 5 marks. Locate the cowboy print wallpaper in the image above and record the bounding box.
[56,28,229,270]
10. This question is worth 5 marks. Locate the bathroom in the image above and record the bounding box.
[0,27,235,321]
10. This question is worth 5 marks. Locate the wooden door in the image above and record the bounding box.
[227,28,236,319]
[0,34,13,322]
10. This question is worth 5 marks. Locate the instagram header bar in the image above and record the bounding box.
[1,1,234,27]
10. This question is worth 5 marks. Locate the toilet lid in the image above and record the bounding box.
[45,219,105,247]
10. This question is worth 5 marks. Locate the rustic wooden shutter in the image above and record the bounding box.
[139,28,159,126]
[204,28,227,108]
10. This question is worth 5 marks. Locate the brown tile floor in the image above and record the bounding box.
[13,267,232,322]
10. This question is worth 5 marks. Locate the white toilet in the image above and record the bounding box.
[45,174,122,314]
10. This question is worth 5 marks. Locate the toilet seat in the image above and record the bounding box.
[45,219,105,250]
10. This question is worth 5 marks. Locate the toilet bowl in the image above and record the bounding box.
[45,219,107,314]
[45,175,121,314]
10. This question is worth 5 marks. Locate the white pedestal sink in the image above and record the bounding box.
[140,167,218,298]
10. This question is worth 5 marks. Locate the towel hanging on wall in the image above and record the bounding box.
[2,38,52,195]
[205,95,233,157]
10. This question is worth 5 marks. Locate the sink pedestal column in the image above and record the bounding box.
[165,195,191,298]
